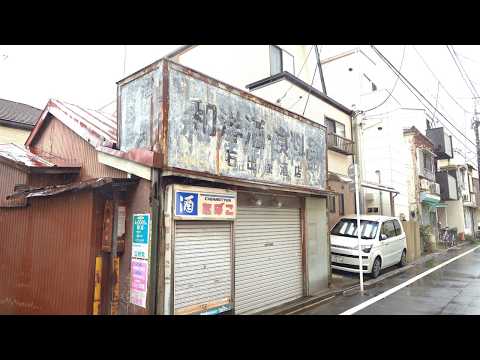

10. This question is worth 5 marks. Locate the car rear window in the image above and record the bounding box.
[380,220,396,239]
[393,219,403,236]
[331,219,379,240]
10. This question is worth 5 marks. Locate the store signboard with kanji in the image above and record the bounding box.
[173,185,236,221]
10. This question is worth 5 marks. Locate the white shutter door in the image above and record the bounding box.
[235,207,303,314]
[174,221,232,314]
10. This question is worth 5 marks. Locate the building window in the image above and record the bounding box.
[328,195,336,213]
[339,194,345,216]
[423,151,433,172]
[270,45,295,76]
[367,207,379,214]
[325,117,346,138]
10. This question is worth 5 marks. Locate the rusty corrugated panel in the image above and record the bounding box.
[0,162,27,207]
[0,191,95,314]
[31,118,126,180]
[7,177,136,200]
[0,143,81,170]
[119,179,152,315]
[26,99,117,149]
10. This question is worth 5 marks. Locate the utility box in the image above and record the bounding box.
[426,127,453,159]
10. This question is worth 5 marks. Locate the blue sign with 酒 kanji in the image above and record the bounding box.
[175,192,198,216]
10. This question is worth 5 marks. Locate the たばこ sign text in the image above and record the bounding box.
[174,186,236,220]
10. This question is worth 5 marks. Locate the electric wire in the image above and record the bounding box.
[412,45,471,114]
[451,45,479,98]
[363,45,406,113]
[371,45,477,151]
[446,45,479,98]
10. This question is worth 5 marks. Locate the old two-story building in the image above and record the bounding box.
[172,45,355,229]
[403,127,441,234]
[0,98,42,144]
[95,56,342,315]
[437,157,479,239]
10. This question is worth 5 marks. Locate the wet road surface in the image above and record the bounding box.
[299,244,480,315]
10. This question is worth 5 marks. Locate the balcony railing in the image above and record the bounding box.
[327,133,354,155]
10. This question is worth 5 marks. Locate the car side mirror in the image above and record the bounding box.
[380,234,387,241]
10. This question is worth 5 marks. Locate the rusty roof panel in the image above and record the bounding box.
[0,143,81,171]
[26,99,118,149]
[7,177,137,200]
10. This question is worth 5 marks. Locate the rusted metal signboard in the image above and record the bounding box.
[167,66,327,190]
[116,60,327,191]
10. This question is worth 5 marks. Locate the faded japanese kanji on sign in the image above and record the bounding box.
[167,67,327,191]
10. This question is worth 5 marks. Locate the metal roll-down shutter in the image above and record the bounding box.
[235,206,303,314]
[174,221,232,314]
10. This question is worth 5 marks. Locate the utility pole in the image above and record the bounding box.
[314,45,327,94]
[473,98,480,181]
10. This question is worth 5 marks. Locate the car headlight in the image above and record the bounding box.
[361,245,372,253]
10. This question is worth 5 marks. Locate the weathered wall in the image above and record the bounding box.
[445,200,465,234]
[119,178,152,315]
[0,191,95,314]
[31,117,127,181]
[0,162,27,207]
[0,124,30,145]
[305,197,329,293]
[403,220,421,262]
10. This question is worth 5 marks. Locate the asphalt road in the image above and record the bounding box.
[299,244,480,315]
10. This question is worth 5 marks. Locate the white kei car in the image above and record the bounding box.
[330,215,407,278]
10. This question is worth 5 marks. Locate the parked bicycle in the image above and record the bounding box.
[440,227,456,248]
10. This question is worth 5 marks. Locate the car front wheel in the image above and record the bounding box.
[371,257,382,279]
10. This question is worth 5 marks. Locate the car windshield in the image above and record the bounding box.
[331,219,379,240]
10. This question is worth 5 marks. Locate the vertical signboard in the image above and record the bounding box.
[130,259,149,308]
[130,213,151,308]
[132,214,150,259]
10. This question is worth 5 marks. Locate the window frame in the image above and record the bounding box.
[393,219,403,236]
[328,195,336,213]
[338,193,345,216]
[380,220,396,240]
[325,116,346,138]
[269,45,295,76]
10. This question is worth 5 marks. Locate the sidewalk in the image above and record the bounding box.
[260,240,475,315]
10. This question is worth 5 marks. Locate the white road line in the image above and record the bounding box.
[340,245,480,315]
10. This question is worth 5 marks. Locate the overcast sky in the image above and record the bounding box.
[1,44,479,162]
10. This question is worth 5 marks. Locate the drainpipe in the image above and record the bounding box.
[149,168,162,314]
[110,191,120,315]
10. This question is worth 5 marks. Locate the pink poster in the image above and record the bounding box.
[130,259,148,308]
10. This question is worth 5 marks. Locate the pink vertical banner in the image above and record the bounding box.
[130,259,148,308]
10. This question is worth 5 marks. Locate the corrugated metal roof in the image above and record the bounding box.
[7,177,137,200]
[26,99,117,149]
[0,98,42,129]
[0,143,81,170]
